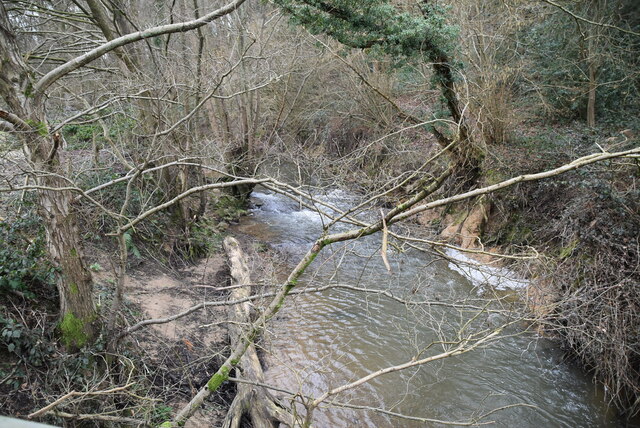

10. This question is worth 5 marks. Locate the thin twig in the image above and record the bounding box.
[28,383,135,419]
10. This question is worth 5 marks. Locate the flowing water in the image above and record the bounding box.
[235,186,623,427]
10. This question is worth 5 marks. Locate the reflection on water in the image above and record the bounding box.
[236,189,622,427]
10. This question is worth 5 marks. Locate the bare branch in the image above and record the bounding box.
[51,412,148,426]
[118,282,500,342]
[394,147,640,223]
[28,383,135,419]
[309,330,501,409]
[174,146,638,423]
[32,0,247,99]
[228,377,536,426]
[539,0,640,37]
[116,177,270,233]
[0,109,30,131]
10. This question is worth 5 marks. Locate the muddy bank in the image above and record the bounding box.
[89,247,237,426]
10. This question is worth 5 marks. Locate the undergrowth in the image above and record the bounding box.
[482,126,640,416]
[0,206,56,299]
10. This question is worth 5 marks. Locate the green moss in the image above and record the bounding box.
[559,238,579,259]
[69,282,79,295]
[70,247,78,258]
[59,312,88,348]
[484,168,505,185]
[23,81,33,98]
[207,365,230,391]
[453,209,468,226]
[25,120,48,136]
[214,196,248,222]
[307,252,318,264]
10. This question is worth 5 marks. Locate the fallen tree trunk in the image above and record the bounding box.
[222,237,293,428]
[174,148,640,425]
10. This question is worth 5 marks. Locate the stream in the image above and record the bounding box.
[235,186,622,427]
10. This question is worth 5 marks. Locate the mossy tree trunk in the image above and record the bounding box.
[429,51,484,186]
[42,178,98,349]
[0,4,98,349]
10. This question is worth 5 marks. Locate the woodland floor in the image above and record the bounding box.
[87,228,282,427]
[89,245,234,426]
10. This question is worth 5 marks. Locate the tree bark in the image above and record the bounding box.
[587,61,597,128]
[0,4,98,349]
[222,237,293,428]
[430,53,484,186]
[41,176,98,348]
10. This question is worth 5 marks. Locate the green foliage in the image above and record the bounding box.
[25,119,48,136]
[61,112,137,150]
[273,0,458,63]
[61,123,101,149]
[108,113,137,138]
[123,232,142,259]
[23,81,33,98]
[189,217,223,258]
[0,310,104,408]
[520,4,640,122]
[152,405,175,425]
[0,317,55,368]
[0,210,56,297]
[214,195,247,222]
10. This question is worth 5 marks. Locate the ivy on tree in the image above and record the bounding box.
[274,0,483,182]
[273,0,457,60]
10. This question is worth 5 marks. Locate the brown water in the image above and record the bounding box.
[237,188,624,427]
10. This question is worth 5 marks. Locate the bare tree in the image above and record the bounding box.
[0,0,247,348]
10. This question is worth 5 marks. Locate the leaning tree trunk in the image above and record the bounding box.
[222,237,293,428]
[0,5,97,349]
[430,53,484,188]
[419,2,484,188]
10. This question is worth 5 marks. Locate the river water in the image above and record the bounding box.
[236,186,622,427]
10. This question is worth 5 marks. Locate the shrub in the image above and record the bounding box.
[0,209,56,297]
[61,123,101,150]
